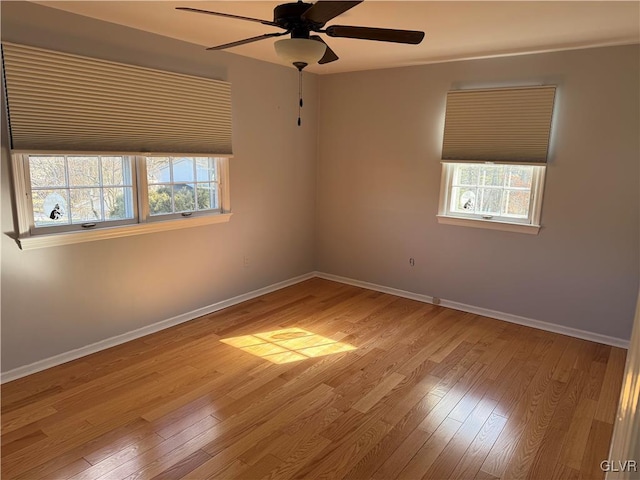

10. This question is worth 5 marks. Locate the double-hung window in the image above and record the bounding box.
[440,162,545,228]
[12,154,229,248]
[3,43,233,249]
[26,155,136,232]
[437,86,556,234]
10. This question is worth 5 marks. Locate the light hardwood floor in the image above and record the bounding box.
[1,278,627,479]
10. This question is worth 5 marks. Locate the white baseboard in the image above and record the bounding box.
[2,270,629,383]
[0,272,316,384]
[439,298,629,349]
[314,272,435,304]
[314,271,630,350]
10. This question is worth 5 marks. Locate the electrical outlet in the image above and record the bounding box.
[409,258,415,267]
[432,297,441,305]
[243,255,250,267]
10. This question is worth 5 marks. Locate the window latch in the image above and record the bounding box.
[481,215,493,220]
[181,212,193,217]
[81,223,97,229]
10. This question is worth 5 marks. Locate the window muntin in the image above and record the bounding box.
[27,155,135,232]
[146,157,219,217]
[440,163,544,226]
[19,154,226,237]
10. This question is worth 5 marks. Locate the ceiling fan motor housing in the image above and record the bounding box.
[274,2,322,37]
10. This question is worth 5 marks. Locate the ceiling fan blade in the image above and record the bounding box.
[176,7,281,28]
[206,32,288,51]
[326,25,425,44]
[310,35,339,64]
[302,1,363,25]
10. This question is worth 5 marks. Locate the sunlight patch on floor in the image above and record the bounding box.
[220,327,357,364]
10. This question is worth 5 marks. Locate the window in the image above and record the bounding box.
[3,43,234,250]
[27,155,136,233]
[12,154,231,249]
[438,163,545,234]
[438,85,556,234]
[146,157,220,218]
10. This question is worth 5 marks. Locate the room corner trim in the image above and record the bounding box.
[0,272,316,384]
[314,271,630,349]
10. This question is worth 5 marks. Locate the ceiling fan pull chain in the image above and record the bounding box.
[298,69,303,126]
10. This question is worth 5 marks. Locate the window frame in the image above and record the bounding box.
[11,153,232,250]
[437,162,545,235]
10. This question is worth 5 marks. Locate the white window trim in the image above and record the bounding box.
[11,154,232,250]
[437,162,545,235]
[15,214,233,250]
[436,215,540,235]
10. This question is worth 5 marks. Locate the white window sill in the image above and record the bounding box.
[15,213,233,250]
[437,215,540,235]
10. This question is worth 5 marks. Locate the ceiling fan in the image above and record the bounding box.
[177,1,424,125]
[176,0,425,70]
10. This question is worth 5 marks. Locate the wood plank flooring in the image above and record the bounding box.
[1,278,627,479]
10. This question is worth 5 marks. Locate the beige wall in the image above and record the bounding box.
[1,2,318,372]
[2,2,639,374]
[316,45,639,340]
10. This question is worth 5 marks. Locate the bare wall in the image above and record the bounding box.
[1,2,318,372]
[316,45,640,340]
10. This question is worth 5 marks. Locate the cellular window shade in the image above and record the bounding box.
[441,86,556,163]
[1,43,232,155]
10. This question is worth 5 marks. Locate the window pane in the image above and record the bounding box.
[29,156,66,188]
[503,190,531,217]
[174,184,195,212]
[450,187,477,213]
[173,157,195,182]
[196,158,216,182]
[506,166,533,188]
[196,183,217,210]
[68,157,100,187]
[146,156,220,217]
[453,165,478,186]
[478,166,505,187]
[147,157,171,184]
[70,188,102,223]
[477,188,503,215]
[102,157,126,186]
[104,187,134,220]
[32,189,70,226]
[148,185,173,216]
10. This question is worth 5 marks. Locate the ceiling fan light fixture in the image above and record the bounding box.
[274,38,326,70]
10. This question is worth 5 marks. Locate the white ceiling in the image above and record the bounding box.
[33,1,640,74]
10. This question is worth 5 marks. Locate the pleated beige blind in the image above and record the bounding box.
[442,86,556,163]
[2,43,233,155]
